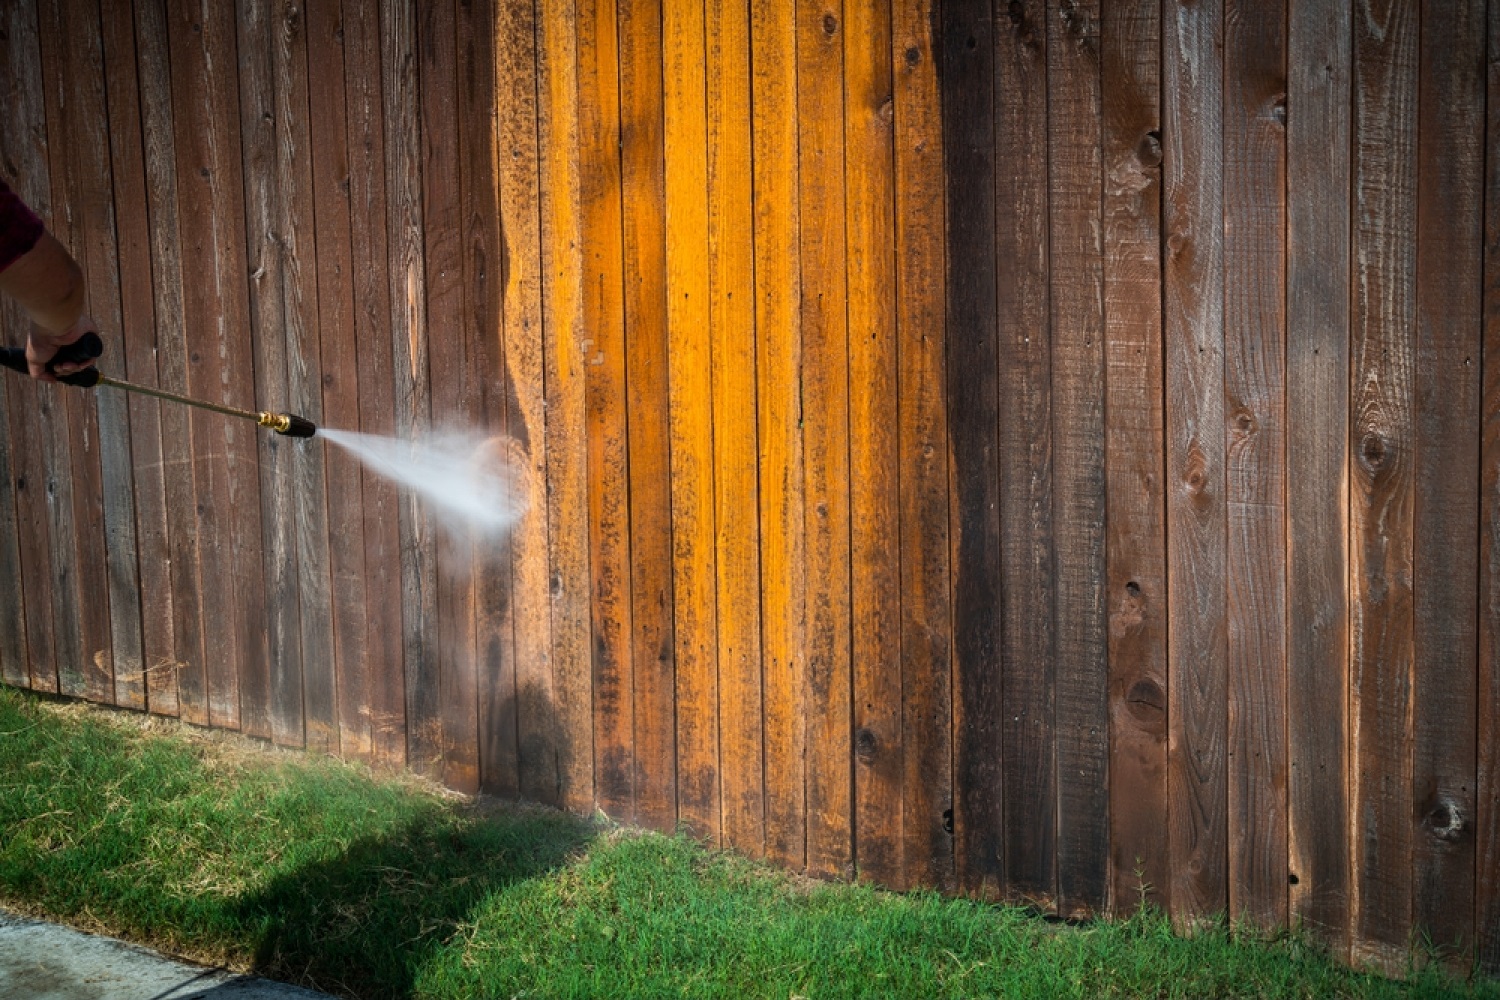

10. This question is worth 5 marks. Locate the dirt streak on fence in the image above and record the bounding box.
[0,0,1493,973]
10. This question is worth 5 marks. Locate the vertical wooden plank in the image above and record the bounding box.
[1286,0,1351,952]
[799,0,852,878]
[343,0,406,766]
[461,0,520,801]
[1349,0,1418,970]
[1223,0,1288,932]
[538,0,596,812]
[994,0,1054,909]
[0,0,52,695]
[101,0,169,714]
[752,0,804,871]
[1411,0,1483,960]
[308,0,367,758]
[168,0,266,731]
[495,0,558,806]
[1482,0,1500,972]
[618,0,676,831]
[1163,0,1228,929]
[844,0,902,889]
[136,0,194,722]
[384,0,441,776]
[1481,0,1500,975]
[0,353,24,687]
[708,0,763,857]
[893,0,952,892]
[663,0,718,841]
[1048,0,1109,918]
[942,0,1002,899]
[577,0,635,818]
[1102,0,1168,916]
[36,0,121,706]
[418,0,480,794]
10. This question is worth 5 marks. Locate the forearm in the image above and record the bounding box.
[0,232,86,338]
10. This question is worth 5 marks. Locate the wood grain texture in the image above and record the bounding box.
[538,0,596,814]
[893,0,952,892]
[384,0,441,778]
[708,0,765,859]
[1410,0,1482,960]
[100,0,165,714]
[1286,0,1351,952]
[420,0,480,794]
[845,0,903,890]
[618,0,676,834]
[994,0,1054,909]
[577,0,636,818]
[308,0,366,760]
[1163,0,1228,929]
[37,0,119,705]
[1349,0,1418,970]
[663,0,718,841]
[1223,0,1287,932]
[751,0,805,871]
[1481,0,1500,975]
[135,0,194,721]
[343,0,407,767]
[1047,0,1109,918]
[1101,0,1168,916]
[495,0,559,807]
[798,0,853,879]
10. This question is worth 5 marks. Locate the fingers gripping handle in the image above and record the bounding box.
[0,332,103,386]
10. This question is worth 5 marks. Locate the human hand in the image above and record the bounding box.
[26,313,100,381]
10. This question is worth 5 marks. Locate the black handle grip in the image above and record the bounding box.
[0,332,103,387]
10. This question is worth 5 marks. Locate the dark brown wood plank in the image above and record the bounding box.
[0,0,50,694]
[619,0,676,831]
[342,0,405,767]
[1101,0,1168,917]
[418,0,480,794]
[1223,0,1288,932]
[538,0,596,814]
[1349,0,1418,970]
[893,0,952,892]
[0,357,24,686]
[1047,0,1109,918]
[845,0,902,889]
[1286,0,1351,953]
[708,0,764,858]
[1163,0,1228,929]
[136,0,195,721]
[992,0,1054,909]
[798,0,852,879]
[1481,0,1500,971]
[1411,0,1483,960]
[577,0,636,819]
[308,0,366,758]
[383,0,441,777]
[168,0,265,731]
[1481,0,1500,975]
[101,0,169,714]
[457,0,519,798]
[494,0,558,807]
[36,0,119,706]
[751,0,805,870]
[943,0,1002,900]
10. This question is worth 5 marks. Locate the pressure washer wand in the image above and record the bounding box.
[0,333,317,437]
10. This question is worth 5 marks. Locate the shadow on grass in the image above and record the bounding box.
[235,801,596,1000]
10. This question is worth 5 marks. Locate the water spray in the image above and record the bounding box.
[0,332,317,437]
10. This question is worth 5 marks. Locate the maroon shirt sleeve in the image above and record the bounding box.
[0,179,44,274]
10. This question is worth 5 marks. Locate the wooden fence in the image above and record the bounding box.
[0,0,1496,973]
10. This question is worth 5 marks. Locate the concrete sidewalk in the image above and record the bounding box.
[0,910,332,1000]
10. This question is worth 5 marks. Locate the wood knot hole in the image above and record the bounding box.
[1422,797,1466,842]
[1137,130,1163,167]
[1359,432,1387,472]
[823,13,838,35]
[942,808,954,834]
[905,46,921,65]
[855,727,878,763]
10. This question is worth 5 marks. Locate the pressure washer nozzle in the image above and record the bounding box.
[258,411,318,437]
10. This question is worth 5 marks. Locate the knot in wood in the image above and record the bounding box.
[1358,431,1388,473]
[1232,409,1257,437]
[1421,796,1467,842]
[822,13,838,35]
[1137,130,1163,168]
[1125,678,1166,724]
[905,46,922,66]
[855,727,879,763]
[1007,0,1025,26]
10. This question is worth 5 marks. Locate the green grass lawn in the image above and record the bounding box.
[0,684,1492,1000]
